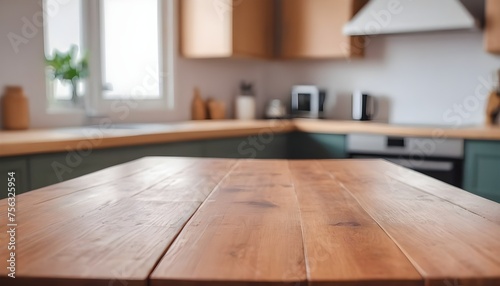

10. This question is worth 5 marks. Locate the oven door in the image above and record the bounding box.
[350,154,463,187]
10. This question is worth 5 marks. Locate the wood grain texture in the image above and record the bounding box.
[485,0,500,54]
[279,0,367,59]
[150,160,307,286]
[288,160,422,286]
[232,0,274,58]
[1,158,500,285]
[321,159,500,286]
[0,157,237,286]
[372,159,500,225]
[180,0,274,58]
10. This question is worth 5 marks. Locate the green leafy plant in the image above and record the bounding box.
[45,45,89,104]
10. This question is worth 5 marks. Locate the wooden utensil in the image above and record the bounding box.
[486,69,500,125]
[191,87,207,120]
[486,90,500,125]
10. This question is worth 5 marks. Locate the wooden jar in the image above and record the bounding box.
[207,99,226,120]
[2,86,30,130]
[191,87,207,120]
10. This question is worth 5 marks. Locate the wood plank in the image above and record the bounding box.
[321,160,500,286]
[0,157,203,231]
[370,159,500,225]
[0,157,237,286]
[150,160,307,286]
[288,160,422,286]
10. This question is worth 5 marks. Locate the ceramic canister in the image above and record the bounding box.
[2,86,30,130]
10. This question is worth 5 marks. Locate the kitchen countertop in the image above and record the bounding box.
[293,119,500,139]
[1,157,499,285]
[2,119,500,157]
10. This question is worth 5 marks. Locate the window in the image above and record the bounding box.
[101,0,161,99]
[43,0,84,101]
[43,0,168,110]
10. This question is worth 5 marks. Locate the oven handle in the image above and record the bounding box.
[385,158,454,172]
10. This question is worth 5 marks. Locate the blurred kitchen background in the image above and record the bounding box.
[1,0,499,127]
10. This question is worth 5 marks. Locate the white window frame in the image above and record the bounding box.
[46,0,176,117]
[43,0,87,113]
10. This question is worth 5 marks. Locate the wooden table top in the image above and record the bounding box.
[1,157,499,286]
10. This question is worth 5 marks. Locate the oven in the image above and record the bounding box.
[347,134,464,187]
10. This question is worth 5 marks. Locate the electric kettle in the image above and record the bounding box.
[352,91,377,121]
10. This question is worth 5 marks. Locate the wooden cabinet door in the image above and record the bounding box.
[279,0,367,59]
[485,0,500,53]
[180,0,274,58]
[232,0,275,58]
[0,157,29,199]
[463,140,500,202]
[180,0,232,58]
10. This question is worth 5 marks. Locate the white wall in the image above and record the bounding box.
[1,0,499,128]
[263,31,500,126]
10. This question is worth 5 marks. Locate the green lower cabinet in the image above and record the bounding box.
[145,141,204,157]
[0,157,29,199]
[463,140,500,203]
[203,134,288,159]
[29,149,139,190]
[29,141,205,190]
[288,132,347,159]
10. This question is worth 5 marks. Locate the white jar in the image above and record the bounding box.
[235,95,256,120]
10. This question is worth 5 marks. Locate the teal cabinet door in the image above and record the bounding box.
[289,132,347,159]
[463,140,500,203]
[203,134,288,159]
[29,141,205,190]
[142,141,204,157]
[29,149,141,190]
[0,157,29,199]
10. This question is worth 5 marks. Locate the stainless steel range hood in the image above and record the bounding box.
[343,0,478,36]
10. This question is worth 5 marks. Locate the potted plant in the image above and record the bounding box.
[45,45,89,105]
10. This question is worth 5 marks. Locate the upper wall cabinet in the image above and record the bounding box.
[279,0,368,59]
[180,0,274,58]
[486,0,500,54]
